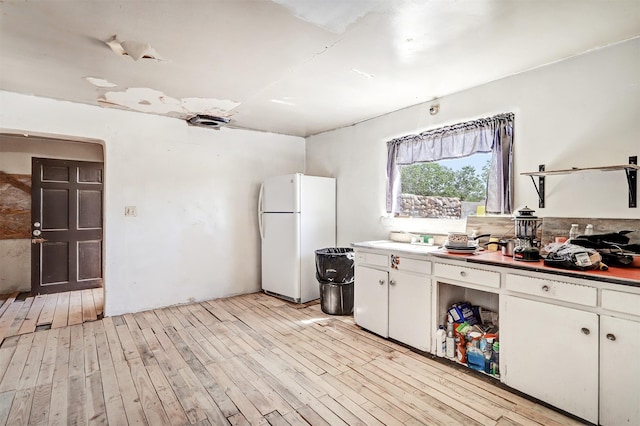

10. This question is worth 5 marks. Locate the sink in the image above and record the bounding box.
[361,240,441,253]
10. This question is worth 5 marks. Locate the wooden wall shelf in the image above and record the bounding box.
[520,156,638,208]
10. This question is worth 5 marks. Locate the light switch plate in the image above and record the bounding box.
[124,206,137,217]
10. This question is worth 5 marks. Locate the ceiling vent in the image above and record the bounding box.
[186,114,230,129]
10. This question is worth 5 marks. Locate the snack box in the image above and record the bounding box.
[448,302,478,325]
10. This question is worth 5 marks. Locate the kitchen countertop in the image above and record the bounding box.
[466,250,640,287]
[352,240,640,287]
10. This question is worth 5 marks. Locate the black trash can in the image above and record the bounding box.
[315,248,355,315]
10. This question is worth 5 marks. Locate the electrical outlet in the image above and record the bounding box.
[124,206,137,217]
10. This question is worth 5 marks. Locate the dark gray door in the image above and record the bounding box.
[31,158,103,294]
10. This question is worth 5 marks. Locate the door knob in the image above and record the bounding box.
[606,333,616,341]
[389,280,396,286]
[378,279,385,285]
[33,229,42,236]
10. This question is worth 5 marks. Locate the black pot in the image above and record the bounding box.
[513,246,541,262]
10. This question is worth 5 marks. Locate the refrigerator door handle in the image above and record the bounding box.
[258,183,264,240]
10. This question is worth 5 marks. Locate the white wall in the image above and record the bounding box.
[0,92,305,315]
[306,38,640,247]
[0,136,104,293]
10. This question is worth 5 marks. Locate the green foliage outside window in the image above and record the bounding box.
[400,160,490,202]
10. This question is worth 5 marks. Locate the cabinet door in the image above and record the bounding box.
[600,315,640,426]
[389,270,430,351]
[354,265,388,338]
[502,296,598,424]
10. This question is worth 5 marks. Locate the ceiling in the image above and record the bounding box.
[1,1,639,137]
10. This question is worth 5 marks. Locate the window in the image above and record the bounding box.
[387,113,514,217]
[399,152,492,218]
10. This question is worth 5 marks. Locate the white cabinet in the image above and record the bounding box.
[353,243,640,425]
[505,274,596,307]
[599,315,640,426]
[354,265,389,338]
[501,295,599,424]
[354,251,431,351]
[389,269,431,351]
[433,262,500,289]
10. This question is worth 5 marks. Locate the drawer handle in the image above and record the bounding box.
[459,271,467,277]
[389,280,396,286]
[378,279,385,285]
[541,285,550,292]
[606,333,616,341]
[581,327,591,335]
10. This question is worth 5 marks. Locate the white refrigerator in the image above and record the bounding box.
[258,173,336,303]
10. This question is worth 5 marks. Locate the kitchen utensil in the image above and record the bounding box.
[513,206,542,262]
[484,239,517,256]
[447,232,491,247]
[445,246,479,254]
[513,244,543,262]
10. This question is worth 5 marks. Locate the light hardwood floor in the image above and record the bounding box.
[0,288,104,345]
[0,292,584,425]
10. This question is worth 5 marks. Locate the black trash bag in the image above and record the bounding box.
[570,231,633,246]
[315,248,355,284]
[570,238,634,267]
[543,243,603,271]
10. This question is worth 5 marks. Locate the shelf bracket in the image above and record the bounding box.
[528,164,545,208]
[627,156,637,208]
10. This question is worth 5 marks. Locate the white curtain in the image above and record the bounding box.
[386,113,514,214]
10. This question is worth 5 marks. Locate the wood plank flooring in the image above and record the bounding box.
[0,288,103,345]
[0,292,584,425]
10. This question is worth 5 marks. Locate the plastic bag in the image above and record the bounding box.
[315,248,355,284]
[543,243,602,271]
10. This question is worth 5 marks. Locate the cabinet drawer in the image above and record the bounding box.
[601,289,640,316]
[355,251,388,267]
[395,257,431,275]
[505,274,597,307]
[433,263,500,288]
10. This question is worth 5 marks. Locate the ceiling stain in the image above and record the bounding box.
[84,77,118,88]
[97,87,241,119]
[105,35,165,61]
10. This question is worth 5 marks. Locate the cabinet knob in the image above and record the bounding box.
[389,280,396,286]
[460,271,467,277]
[581,327,591,335]
[606,333,616,341]
[378,279,385,285]
[541,285,549,292]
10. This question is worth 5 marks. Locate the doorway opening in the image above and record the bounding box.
[0,132,105,337]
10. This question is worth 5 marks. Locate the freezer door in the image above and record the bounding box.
[261,213,301,301]
[261,174,301,213]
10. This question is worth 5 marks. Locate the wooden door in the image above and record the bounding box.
[31,158,103,294]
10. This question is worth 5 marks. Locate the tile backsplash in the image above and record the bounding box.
[540,218,640,245]
[466,216,640,246]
